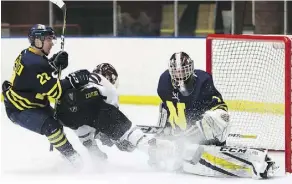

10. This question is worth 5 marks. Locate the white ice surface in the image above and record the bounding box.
[1,104,291,184]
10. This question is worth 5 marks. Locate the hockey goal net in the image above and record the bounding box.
[206,34,291,173]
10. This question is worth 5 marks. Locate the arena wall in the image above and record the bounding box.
[1,38,206,105]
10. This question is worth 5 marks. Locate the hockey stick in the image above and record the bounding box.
[49,0,66,151]
[136,125,165,134]
[136,124,200,137]
[50,0,67,117]
[50,0,66,52]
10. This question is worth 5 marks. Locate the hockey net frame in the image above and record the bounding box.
[206,34,292,173]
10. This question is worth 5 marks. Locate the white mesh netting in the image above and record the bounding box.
[210,39,285,150]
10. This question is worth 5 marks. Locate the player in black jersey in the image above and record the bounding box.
[56,64,181,165]
[1,24,90,166]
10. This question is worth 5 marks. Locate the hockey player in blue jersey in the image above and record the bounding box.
[156,51,229,144]
[1,24,91,166]
[142,51,279,178]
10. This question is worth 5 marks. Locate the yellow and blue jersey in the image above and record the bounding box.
[157,69,228,131]
[3,47,66,111]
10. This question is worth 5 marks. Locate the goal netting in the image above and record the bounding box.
[206,34,291,173]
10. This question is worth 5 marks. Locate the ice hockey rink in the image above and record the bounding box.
[1,104,292,184]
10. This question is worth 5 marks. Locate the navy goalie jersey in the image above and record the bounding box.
[157,69,228,131]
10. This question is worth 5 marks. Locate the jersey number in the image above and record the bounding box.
[14,56,24,76]
[166,101,187,130]
[10,55,24,85]
[37,73,51,85]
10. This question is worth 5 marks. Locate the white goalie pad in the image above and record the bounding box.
[150,141,278,179]
[197,109,230,142]
[157,102,168,128]
[181,144,278,179]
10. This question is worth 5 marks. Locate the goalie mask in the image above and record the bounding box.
[93,63,119,88]
[169,52,195,96]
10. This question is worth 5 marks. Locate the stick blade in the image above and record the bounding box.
[50,0,65,10]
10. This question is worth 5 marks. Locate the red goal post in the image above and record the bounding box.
[206,34,292,173]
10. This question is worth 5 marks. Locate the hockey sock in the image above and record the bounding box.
[42,117,76,157]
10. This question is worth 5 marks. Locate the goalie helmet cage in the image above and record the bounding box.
[206,34,292,173]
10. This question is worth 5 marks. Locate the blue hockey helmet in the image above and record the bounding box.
[28,24,56,49]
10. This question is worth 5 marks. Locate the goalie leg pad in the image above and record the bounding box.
[157,102,168,128]
[181,145,277,179]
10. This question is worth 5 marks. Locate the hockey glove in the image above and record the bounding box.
[66,69,90,89]
[198,109,230,143]
[49,51,68,72]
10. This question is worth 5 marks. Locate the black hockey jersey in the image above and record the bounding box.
[56,73,110,130]
[3,47,68,111]
[157,69,227,131]
[56,85,103,129]
[57,73,131,140]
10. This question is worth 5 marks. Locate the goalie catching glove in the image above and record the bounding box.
[197,109,230,143]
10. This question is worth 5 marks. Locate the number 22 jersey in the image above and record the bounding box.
[3,47,70,111]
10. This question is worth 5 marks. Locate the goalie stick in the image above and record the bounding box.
[136,123,201,137]
[136,125,165,134]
